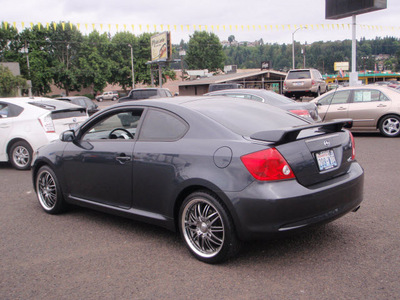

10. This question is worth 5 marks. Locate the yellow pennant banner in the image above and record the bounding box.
[1,21,400,33]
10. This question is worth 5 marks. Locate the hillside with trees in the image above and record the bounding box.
[221,36,400,73]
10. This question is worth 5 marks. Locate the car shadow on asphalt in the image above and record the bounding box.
[64,205,352,265]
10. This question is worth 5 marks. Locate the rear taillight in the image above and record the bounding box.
[349,131,356,160]
[312,80,316,86]
[241,148,295,181]
[289,109,311,119]
[38,113,55,133]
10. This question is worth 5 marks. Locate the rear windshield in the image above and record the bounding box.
[184,99,308,136]
[51,110,87,120]
[287,70,311,80]
[131,90,158,100]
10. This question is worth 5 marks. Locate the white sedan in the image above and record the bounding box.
[0,97,88,170]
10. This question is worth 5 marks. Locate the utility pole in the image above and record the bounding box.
[128,44,135,89]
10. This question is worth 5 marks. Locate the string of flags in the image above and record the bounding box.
[1,21,399,33]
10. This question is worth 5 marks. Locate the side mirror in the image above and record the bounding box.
[60,130,76,142]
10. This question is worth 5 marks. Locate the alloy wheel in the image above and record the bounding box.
[12,146,30,168]
[181,198,225,258]
[37,170,57,210]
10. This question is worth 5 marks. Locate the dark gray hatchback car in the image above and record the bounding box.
[32,97,364,263]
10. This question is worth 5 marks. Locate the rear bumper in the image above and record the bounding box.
[226,162,364,241]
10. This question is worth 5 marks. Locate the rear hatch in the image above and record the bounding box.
[285,70,312,91]
[29,100,88,133]
[251,120,354,187]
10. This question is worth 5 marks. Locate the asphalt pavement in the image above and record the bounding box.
[0,133,399,299]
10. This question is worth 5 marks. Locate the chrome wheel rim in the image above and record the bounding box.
[182,198,224,258]
[37,170,57,210]
[12,146,30,168]
[382,118,400,136]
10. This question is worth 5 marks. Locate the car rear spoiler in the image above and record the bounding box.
[250,119,353,144]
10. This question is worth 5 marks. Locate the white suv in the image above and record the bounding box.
[0,97,88,170]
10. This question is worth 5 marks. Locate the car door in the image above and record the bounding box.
[347,89,391,129]
[316,90,351,121]
[131,108,189,215]
[62,108,144,208]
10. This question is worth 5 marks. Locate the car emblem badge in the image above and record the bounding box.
[324,140,330,147]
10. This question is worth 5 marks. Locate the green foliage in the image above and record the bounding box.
[185,31,225,72]
[0,65,27,96]
[222,36,400,73]
[79,31,112,93]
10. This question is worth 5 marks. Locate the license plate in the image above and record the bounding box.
[316,150,337,171]
[293,82,304,86]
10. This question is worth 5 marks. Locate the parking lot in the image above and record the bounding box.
[1,133,399,299]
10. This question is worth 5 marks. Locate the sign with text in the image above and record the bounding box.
[334,62,349,71]
[150,32,171,62]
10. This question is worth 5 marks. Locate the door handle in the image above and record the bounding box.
[377,104,387,107]
[116,154,131,164]
[337,107,347,110]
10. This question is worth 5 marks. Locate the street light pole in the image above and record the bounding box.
[21,42,32,98]
[128,44,135,89]
[292,27,306,69]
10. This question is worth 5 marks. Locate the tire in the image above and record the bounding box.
[9,141,33,170]
[179,191,240,264]
[97,97,103,102]
[35,165,66,214]
[378,115,400,137]
[112,97,117,101]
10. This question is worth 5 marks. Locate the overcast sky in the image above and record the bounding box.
[1,0,399,45]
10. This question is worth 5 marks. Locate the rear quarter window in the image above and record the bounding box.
[139,109,188,141]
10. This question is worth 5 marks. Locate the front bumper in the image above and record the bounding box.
[226,162,364,241]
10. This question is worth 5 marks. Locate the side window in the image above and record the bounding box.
[353,90,385,102]
[318,91,351,105]
[139,109,188,141]
[82,109,143,140]
[0,103,23,118]
[0,103,9,118]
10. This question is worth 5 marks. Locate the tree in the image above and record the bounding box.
[0,64,27,97]
[18,25,55,95]
[185,31,225,72]
[108,32,138,91]
[47,22,84,95]
[78,31,112,94]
